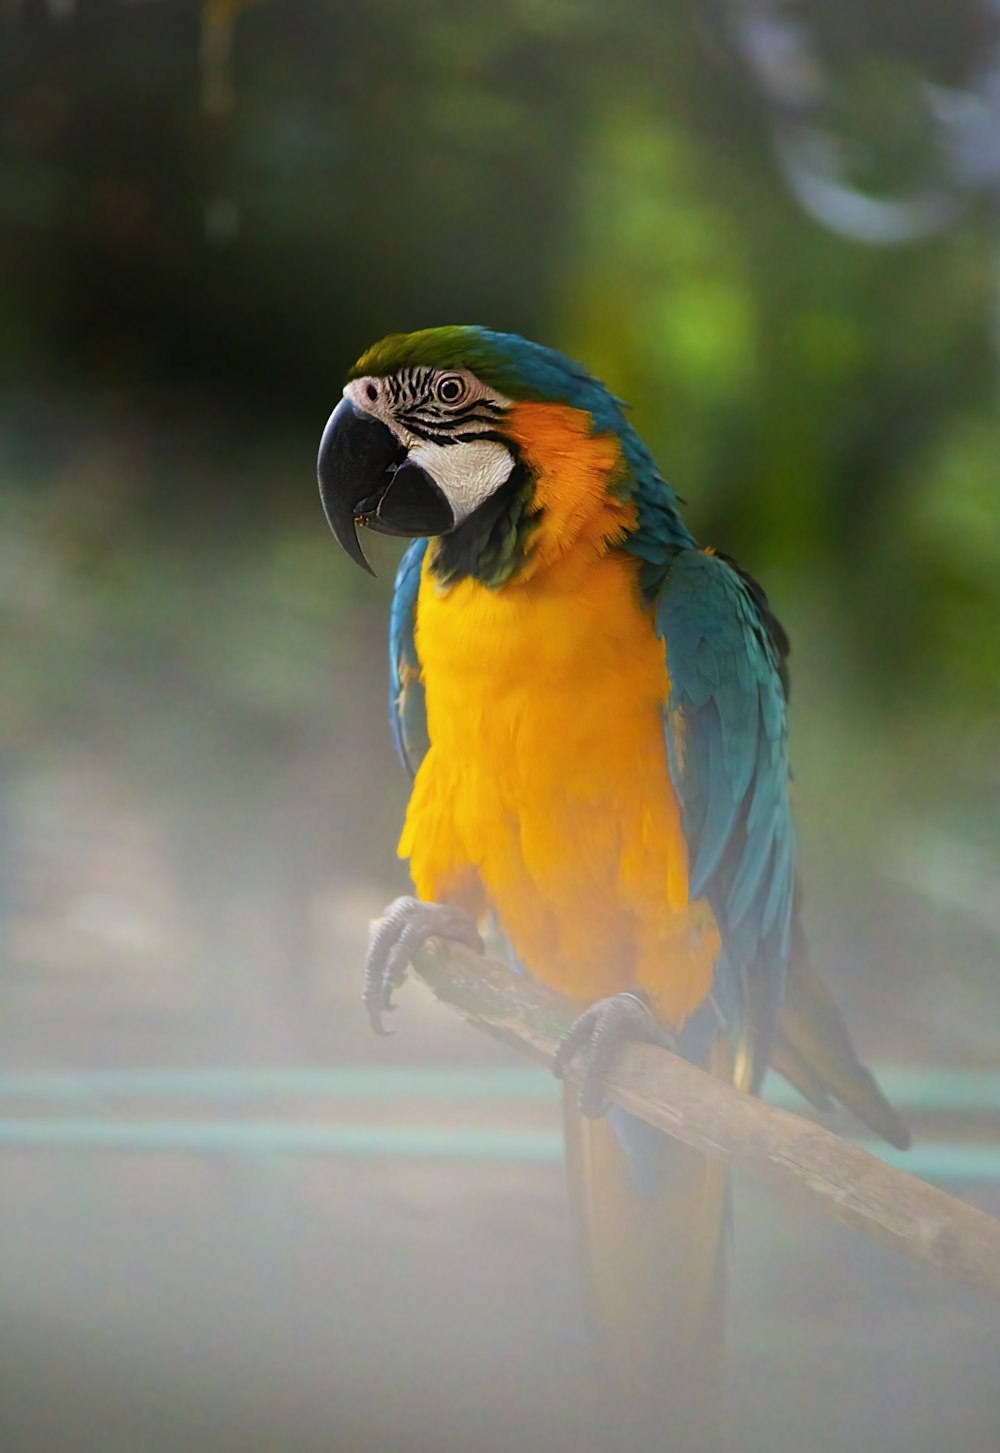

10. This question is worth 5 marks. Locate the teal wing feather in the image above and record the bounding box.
[655,548,794,1078]
[389,538,429,779]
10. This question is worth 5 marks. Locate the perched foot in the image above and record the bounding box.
[364,896,483,1035]
[553,991,675,1117]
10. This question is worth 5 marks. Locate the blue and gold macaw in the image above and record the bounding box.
[317,327,908,1447]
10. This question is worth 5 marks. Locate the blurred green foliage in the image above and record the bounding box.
[0,0,997,830]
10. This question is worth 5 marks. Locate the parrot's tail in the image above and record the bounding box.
[562,1039,734,1453]
[773,895,911,1150]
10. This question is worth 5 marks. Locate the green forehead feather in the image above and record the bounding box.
[350,327,479,379]
[349,326,540,399]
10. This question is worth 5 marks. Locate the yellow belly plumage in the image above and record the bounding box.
[398,402,720,1024]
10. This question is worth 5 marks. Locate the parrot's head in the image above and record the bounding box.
[317,326,688,587]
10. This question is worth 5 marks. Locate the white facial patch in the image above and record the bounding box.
[342,370,517,523]
[408,438,516,522]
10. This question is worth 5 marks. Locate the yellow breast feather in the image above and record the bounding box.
[398,402,720,1022]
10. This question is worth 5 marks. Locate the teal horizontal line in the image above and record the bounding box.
[768,1067,1000,1116]
[0,1118,996,1183]
[0,1119,562,1162]
[0,1066,553,1102]
[1,1065,999,1113]
[866,1143,1000,1182]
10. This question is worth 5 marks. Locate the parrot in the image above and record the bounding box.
[316,326,909,1450]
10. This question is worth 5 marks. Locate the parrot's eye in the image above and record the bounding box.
[435,374,466,405]
[365,382,378,402]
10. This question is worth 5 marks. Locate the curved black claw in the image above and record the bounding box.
[364,896,483,1035]
[553,991,675,1117]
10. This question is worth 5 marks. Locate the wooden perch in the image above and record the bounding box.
[411,937,1000,1302]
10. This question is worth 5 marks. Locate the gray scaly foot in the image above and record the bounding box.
[553,990,676,1116]
[363,896,483,1035]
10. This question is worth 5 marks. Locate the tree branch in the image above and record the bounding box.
[411,937,1000,1301]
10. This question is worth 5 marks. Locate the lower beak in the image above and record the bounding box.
[317,397,454,575]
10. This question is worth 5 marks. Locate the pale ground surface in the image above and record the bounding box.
[0,783,997,1453]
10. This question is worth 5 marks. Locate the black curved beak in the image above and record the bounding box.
[317,397,454,575]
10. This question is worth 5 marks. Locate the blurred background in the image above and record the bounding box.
[1,1,998,1450]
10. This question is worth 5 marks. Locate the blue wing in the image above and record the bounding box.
[655,548,794,1080]
[389,538,429,779]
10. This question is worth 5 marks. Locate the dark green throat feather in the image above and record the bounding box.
[429,457,541,590]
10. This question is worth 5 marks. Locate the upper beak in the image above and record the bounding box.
[317,397,454,575]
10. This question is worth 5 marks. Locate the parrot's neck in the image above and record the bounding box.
[427,399,692,593]
[427,400,642,593]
